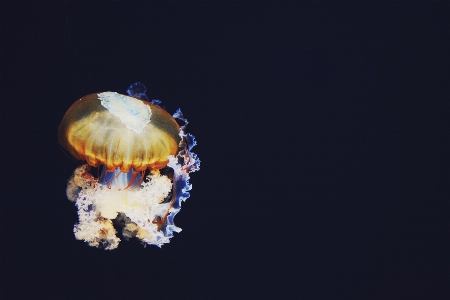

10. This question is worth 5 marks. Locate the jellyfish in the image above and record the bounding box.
[58,82,200,250]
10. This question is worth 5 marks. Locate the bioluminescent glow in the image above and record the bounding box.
[59,82,200,249]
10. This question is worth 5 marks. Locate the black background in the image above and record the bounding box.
[1,2,448,299]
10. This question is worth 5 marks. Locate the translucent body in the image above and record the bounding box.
[58,93,181,172]
[59,83,200,249]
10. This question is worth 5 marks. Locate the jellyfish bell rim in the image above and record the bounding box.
[58,92,181,173]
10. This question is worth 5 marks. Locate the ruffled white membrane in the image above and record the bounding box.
[69,166,174,249]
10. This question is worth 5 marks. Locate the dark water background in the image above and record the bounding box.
[1,2,448,299]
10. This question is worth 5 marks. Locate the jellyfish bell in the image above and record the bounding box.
[59,83,200,250]
[58,91,181,173]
